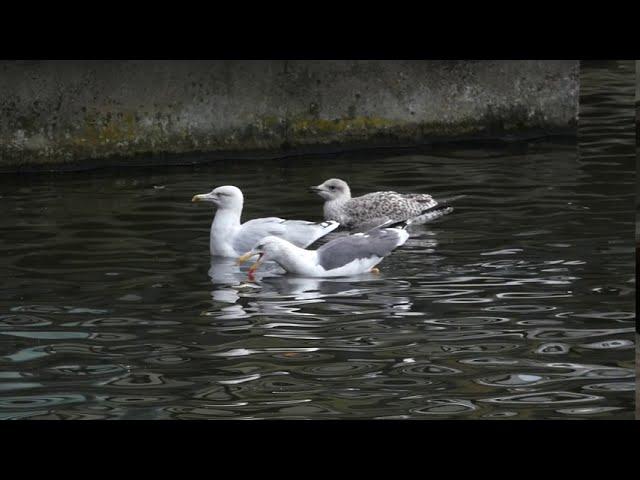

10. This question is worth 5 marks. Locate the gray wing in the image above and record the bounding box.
[316,228,408,270]
[235,218,338,252]
[343,192,437,227]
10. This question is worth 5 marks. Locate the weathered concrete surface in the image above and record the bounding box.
[636,60,639,135]
[0,60,578,169]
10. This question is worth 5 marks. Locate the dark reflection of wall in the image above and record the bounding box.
[636,61,639,418]
[579,60,636,156]
[581,58,638,418]
[579,61,637,342]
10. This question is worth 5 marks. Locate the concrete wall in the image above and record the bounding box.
[0,60,578,169]
[636,60,639,133]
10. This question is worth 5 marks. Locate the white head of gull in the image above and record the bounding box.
[311,177,458,231]
[237,221,411,278]
[192,185,339,258]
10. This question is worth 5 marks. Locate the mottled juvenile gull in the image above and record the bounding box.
[192,185,339,257]
[311,178,456,231]
[237,221,410,278]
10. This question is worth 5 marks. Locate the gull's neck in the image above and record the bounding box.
[324,193,351,220]
[210,205,242,255]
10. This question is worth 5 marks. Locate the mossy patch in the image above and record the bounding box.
[76,110,141,146]
[290,116,396,136]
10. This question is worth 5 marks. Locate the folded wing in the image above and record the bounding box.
[235,218,339,253]
[345,192,438,227]
[316,228,408,271]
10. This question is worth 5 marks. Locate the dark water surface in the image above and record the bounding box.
[0,63,635,420]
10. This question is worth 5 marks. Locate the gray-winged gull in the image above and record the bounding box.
[311,178,456,231]
[237,220,410,278]
[192,185,339,257]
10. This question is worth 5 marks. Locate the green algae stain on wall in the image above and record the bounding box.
[74,111,137,147]
[290,116,396,136]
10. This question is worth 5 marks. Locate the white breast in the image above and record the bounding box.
[210,224,241,257]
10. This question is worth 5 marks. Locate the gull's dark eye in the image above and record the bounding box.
[329,186,336,190]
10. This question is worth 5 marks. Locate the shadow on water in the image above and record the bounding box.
[0,61,635,419]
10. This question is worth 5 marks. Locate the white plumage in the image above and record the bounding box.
[238,224,410,278]
[192,185,339,257]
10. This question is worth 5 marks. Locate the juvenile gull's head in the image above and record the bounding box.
[310,178,351,201]
[192,185,244,210]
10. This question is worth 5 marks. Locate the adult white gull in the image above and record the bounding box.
[192,185,339,258]
[311,178,459,231]
[237,221,410,278]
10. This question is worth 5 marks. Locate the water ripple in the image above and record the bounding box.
[0,60,634,418]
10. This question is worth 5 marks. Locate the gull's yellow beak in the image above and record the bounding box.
[192,194,202,203]
[238,251,264,275]
[237,251,256,265]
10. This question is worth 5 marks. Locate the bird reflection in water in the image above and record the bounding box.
[206,256,415,319]
[205,228,439,319]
